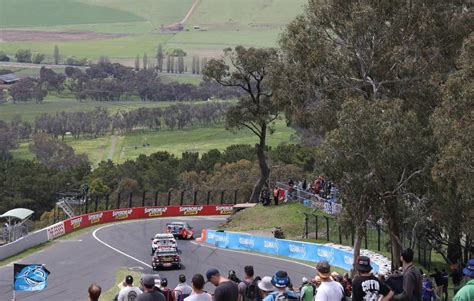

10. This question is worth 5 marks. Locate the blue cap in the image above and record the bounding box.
[463,259,474,277]
[206,268,220,281]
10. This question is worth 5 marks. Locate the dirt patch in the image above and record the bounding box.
[0,31,127,42]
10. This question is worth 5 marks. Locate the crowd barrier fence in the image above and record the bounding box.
[205,229,387,273]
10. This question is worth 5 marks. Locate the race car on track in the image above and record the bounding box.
[151,247,181,270]
[151,233,177,254]
[166,222,194,239]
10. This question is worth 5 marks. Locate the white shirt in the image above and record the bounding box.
[314,280,344,301]
[184,292,212,301]
[118,286,143,301]
[175,283,193,300]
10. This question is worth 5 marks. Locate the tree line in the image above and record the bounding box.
[5,62,242,103]
[0,103,231,147]
[0,141,312,220]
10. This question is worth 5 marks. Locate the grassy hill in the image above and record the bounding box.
[0,0,307,61]
[12,119,297,165]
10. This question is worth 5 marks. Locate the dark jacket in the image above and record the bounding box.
[394,264,422,301]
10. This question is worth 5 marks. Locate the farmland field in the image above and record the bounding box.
[0,0,307,62]
[0,98,212,122]
[12,119,297,165]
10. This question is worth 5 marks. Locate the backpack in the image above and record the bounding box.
[243,279,261,301]
[162,288,174,301]
[271,291,298,301]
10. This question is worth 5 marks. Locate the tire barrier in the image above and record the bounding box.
[0,205,234,261]
[205,229,391,274]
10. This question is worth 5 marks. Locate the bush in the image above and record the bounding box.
[65,56,89,66]
[15,49,32,63]
[32,53,46,64]
[0,51,10,62]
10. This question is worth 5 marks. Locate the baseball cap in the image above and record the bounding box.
[316,261,331,279]
[141,275,155,287]
[463,259,474,277]
[125,275,133,285]
[206,268,220,281]
[354,256,373,273]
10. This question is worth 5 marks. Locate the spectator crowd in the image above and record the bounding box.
[85,248,474,301]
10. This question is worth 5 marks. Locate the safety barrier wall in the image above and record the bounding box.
[0,229,49,261]
[0,205,234,261]
[205,229,382,273]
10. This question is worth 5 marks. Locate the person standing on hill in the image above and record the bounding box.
[184,274,212,301]
[314,261,344,301]
[238,265,260,301]
[453,259,474,301]
[393,248,422,301]
[351,256,393,301]
[207,268,239,301]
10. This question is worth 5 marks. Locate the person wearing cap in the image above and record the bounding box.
[258,276,276,299]
[299,277,315,301]
[314,261,344,301]
[206,268,239,301]
[184,274,212,301]
[263,270,298,301]
[118,275,143,301]
[393,248,422,301]
[174,274,193,301]
[453,258,474,301]
[136,275,165,301]
[352,256,393,301]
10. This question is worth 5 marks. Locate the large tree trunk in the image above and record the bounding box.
[249,124,269,203]
[352,226,363,277]
[388,214,402,270]
[447,222,463,264]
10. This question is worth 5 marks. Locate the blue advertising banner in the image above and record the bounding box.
[13,264,50,291]
[205,230,380,273]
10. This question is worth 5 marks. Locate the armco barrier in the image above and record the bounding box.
[205,229,386,273]
[0,205,233,261]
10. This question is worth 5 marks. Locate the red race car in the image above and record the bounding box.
[166,222,194,239]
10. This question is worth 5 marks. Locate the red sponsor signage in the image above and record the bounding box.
[63,205,233,234]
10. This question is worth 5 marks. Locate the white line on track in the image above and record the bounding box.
[91,216,228,268]
[190,241,317,271]
[91,216,316,273]
[92,222,152,268]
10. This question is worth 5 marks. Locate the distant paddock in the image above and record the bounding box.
[0,30,127,42]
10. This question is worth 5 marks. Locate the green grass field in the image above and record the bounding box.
[0,98,210,122]
[0,0,307,62]
[0,0,143,27]
[11,119,297,165]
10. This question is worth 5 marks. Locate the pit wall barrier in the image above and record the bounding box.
[0,205,234,261]
[205,229,386,273]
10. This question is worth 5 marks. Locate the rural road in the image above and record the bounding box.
[180,0,201,24]
[107,134,118,161]
[0,217,316,300]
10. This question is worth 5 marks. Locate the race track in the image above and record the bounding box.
[0,217,315,300]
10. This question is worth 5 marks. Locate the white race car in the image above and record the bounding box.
[151,233,177,254]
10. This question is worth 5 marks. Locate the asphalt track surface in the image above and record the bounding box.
[0,216,316,300]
